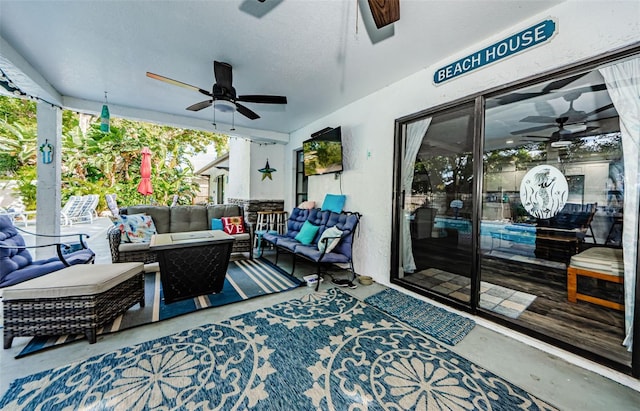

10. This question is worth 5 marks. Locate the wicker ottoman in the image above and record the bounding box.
[3,262,144,349]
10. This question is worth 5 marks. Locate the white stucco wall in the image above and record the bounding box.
[283,2,640,285]
[226,137,251,200]
[249,142,286,200]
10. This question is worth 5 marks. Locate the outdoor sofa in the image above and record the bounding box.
[107,204,253,265]
[263,207,361,290]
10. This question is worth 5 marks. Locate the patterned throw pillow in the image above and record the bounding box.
[221,216,245,234]
[113,214,157,243]
[317,226,343,253]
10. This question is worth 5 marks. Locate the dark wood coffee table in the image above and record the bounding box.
[149,230,235,304]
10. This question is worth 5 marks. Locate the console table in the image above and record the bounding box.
[150,230,235,303]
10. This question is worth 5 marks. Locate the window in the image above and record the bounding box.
[295,149,308,205]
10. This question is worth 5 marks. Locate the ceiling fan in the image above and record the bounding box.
[494,72,607,106]
[517,116,598,147]
[146,61,287,120]
[511,90,613,139]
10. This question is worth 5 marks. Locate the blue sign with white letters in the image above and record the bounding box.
[434,19,557,84]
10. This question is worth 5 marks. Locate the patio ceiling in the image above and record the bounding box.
[0,0,564,142]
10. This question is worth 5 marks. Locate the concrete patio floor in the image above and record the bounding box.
[1,218,639,409]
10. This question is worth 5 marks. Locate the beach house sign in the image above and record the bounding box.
[434,19,557,85]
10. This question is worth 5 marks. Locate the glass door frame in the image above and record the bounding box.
[391,44,640,377]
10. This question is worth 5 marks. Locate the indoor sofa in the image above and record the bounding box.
[263,207,361,289]
[107,204,253,265]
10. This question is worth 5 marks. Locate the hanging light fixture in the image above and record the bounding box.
[100,91,110,133]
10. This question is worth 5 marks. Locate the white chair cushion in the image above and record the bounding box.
[570,247,623,276]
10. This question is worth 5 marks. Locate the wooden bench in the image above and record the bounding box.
[567,247,624,311]
[3,263,144,348]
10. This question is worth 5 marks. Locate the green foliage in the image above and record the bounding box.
[0,95,228,212]
[15,166,37,209]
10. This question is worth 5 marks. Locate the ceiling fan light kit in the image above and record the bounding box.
[215,100,236,113]
[550,140,572,148]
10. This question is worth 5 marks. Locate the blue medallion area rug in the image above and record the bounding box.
[364,288,476,345]
[16,257,302,358]
[2,288,559,410]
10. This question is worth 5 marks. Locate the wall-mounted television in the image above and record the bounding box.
[303,126,343,177]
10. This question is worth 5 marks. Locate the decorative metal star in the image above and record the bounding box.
[258,159,276,180]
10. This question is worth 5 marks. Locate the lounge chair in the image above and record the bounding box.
[105,193,119,216]
[61,194,99,225]
[0,215,95,288]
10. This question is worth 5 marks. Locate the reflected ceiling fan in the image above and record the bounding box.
[146,61,287,120]
[517,116,598,147]
[495,72,607,106]
[511,90,614,145]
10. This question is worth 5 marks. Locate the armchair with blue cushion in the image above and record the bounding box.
[0,215,95,288]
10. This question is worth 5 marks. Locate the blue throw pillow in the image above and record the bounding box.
[295,221,320,245]
[211,218,223,230]
[321,194,346,213]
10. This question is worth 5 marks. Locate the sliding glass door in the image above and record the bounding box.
[480,60,634,366]
[392,50,639,374]
[399,103,475,304]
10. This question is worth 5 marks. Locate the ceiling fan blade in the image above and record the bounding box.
[214,61,233,89]
[367,0,400,29]
[235,102,260,120]
[186,100,213,111]
[585,103,615,117]
[146,72,211,96]
[541,72,588,93]
[511,124,555,135]
[238,95,287,104]
[497,72,590,104]
[519,115,557,124]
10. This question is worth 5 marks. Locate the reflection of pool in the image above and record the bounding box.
[434,217,472,233]
[431,218,537,249]
[480,221,537,248]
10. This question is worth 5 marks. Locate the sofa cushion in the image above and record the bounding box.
[295,220,320,245]
[119,242,151,253]
[298,200,315,209]
[222,216,246,234]
[2,262,144,300]
[113,214,157,243]
[295,244,351,263]
[207,204,243,220]
[211,218,224,230]
[321,194,346,213]
[323,212,360,256]
[170,205,208,233]
[125,206,171,233]
[0,219,33,279]
[283,208,311,239]
[231,233,251,241]
[318,226,343,253]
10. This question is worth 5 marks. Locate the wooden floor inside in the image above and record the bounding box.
[403,235,630,367]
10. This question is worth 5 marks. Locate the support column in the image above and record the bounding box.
[35,101,62,258]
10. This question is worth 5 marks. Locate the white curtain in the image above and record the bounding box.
[600,57,639,351]
[402,117,432,273]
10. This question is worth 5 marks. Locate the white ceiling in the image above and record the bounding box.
[0,0,564,138]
